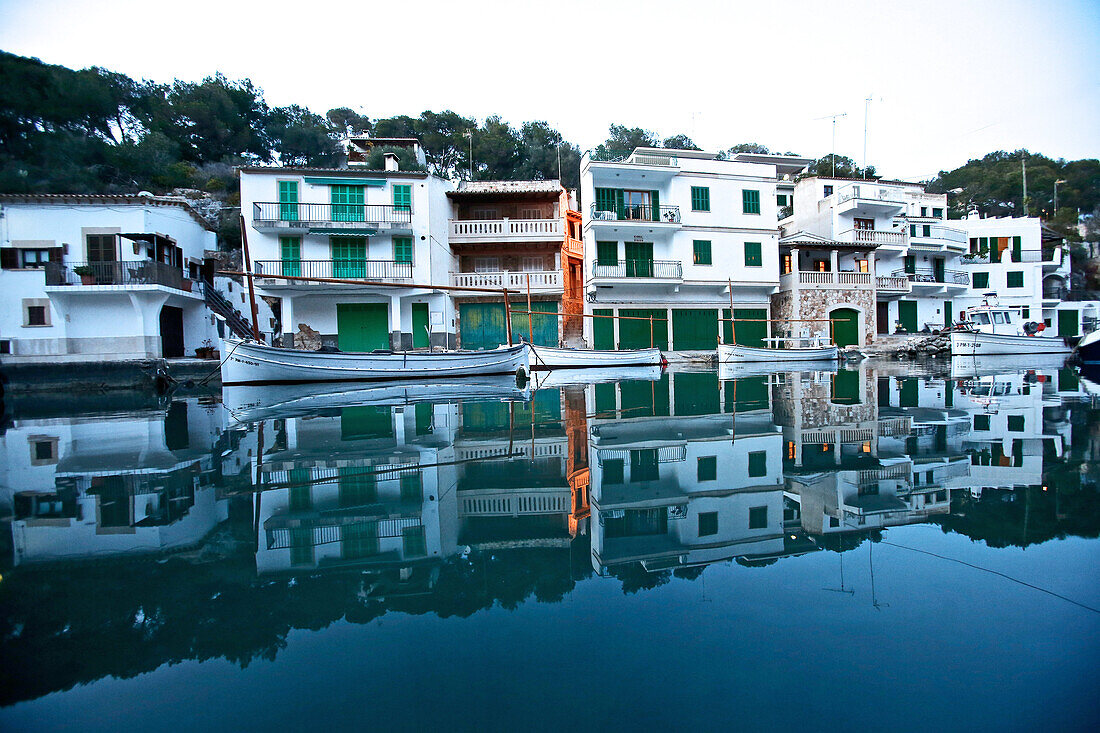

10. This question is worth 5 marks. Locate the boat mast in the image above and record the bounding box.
[239,215,262,341]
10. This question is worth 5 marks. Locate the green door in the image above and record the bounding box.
[412,303,429,348]
[624,242,653,277]
[672,309,718,350]
[672,372,719,415]
[1058,309,1078,337]
[899,378,918,407]
[898,301,918,333]
[943,300,953,329]
[332,237,367,278]
[724,375,769,412]
[933,258,945,283]
[337,303,389,352]
[830,308,859,347]
[619,308,667,349]
[593,308,614,350]
[459,302,506,350]
[510,300,558,346]
[723,308,767,347]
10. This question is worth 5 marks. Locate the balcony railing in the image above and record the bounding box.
[450,270,562,291]
[45,260,194,291]
[591,259,683,280]
[836,185,906,207]
[588,150,680,167]
[961,249,1061,265]
[844,229,907,247]
[449,217,562,242]
[254,259,413,280]
[589,203,681,224]
[564,236,584,258]
[780,270,873,288]
[893,268,969,285]
[252,202,412,226]
[876,275,911,292]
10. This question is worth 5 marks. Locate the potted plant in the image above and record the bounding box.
[73,265,96,285]
[196,339,215,359]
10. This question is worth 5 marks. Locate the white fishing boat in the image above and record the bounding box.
[948,296,1072,357]
[717,334,838,364]
[527,344,664,370]
[223,375,529,424]
[220,338,530,386]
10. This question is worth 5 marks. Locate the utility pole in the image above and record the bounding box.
[1054,179,1066,214]
[863,95,872,179]
[1022,154,1028,217]
[465,130,473,180]
[814,112,848,177]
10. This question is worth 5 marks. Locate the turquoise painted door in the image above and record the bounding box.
[619,309,668,349]
[336,303,389,352]
[412,303,429,348]
[672,309,718,350]
[459,302,507,350]
[898,301,918,334]
[593,309,614,350]
[943,300,953,329]
[830,308,859,347]
[510,301,558,346]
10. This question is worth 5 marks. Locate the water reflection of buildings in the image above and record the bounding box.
[1,398,230,565]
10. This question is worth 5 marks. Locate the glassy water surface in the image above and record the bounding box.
[1,361,1099,731]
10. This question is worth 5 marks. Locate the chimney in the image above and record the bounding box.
[383,152,399,172]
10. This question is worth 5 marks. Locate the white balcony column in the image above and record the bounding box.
[830,250,839,274]
[867,251,876,276]
[281,296,295,346]
[389,295,403,335]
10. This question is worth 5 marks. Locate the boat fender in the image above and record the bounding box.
[516,366,528,386]
[1024,321,1042,336]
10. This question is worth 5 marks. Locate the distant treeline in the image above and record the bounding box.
[1,51,1096,238]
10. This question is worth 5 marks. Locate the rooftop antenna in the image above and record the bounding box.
[1021,153,1029,216]
[863,95,873,179]
[814,112,848,177]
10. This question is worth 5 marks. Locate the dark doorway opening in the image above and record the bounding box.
[160,305,184,358]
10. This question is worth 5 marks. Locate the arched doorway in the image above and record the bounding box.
[830,307,859,347]
[159,305,184,357]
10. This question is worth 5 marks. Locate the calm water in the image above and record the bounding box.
[1,360,1099,732]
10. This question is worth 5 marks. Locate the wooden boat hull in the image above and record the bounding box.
[717,342,838,363]
[220,339,529,386]
[528,345,663,370]
[948,331,1072,357]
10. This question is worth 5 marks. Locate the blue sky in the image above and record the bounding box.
[1,0,1097,180]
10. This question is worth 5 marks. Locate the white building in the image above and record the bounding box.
[957,213,1098,337]
[239,155,457,350]
[782,176,969,338]
[579,148,796,351]
[0,194,217,361]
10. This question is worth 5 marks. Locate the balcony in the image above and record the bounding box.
[564,236,584,259]
[588,150,680,167]
[779,270,874,290]
[590,259,683,281]
[907,225,968,251]
[876,275,912,293]
[251,202,412,232]
[448,217,562,244]
[588,203,681,225]
[961,248,1062,266]
[835,185,906,214]
[893,268,969,288]
[253,259,413,283]
[840,229,907,248]
[449,269,563,293]
[45,260,195,293]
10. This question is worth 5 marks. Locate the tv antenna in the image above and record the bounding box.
[814,112,848,176]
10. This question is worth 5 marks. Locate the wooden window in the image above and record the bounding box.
[402,525,427,557]
[744,242,762,267]
[473,256,499,272]
[691,186,710,212]
[23,299,50,327]
[856,259,869,273]
[776,194,788,206]
[742,189,761,214]
[923,225,931,237]
[933,207,943,218]
[400,472,423,503]
[823,185,834,196]
[1022,307,1030,319]
[781,252,792,275]
[1007,271,1024,288]
[904,255,916,274]
[472,208,498,220]
[19,249,50,268]
[693,240,712,266]
[86,234,116,263]
[393,184,412,212]
[969,237,979,253]
[973,272,989,289]
[603,458,624,484]
[519,207,543,219]
[910,224,918,237]
[331,237,367,278]
[596,241,618,266]
[854,218,874,230]
[748,450,767,477]
[698,511,718,537]
[279,236,301,277]
[748,505,768,529]
[520,255,544,271]
[697,456,717,482]
[1012,236,1022,262]
[393,236,413,264]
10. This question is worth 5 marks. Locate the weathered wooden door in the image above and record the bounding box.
[830,307,859,347]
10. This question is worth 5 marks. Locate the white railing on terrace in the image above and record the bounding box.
[450,270,562,291]
[843,229,907,247]
[836,185,906,206]
[449,218,562,240]
[876,275,911,292]
[781,270,874,288]
[564,237,584,258]
[459,489,572,517]
[912,225,968,244]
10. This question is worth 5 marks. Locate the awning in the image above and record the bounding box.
[310,228,379,236]
[304,177,385,187]
[119,232,177,247]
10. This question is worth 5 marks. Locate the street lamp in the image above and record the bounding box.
[1054,179,1067,214]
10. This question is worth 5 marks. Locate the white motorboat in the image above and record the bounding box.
[220,338,530,386]
[528,344,664,370]
[948,296,1071,357]
[1077,327,1100,365]
[223,375,529,424]
[717,335,838,364]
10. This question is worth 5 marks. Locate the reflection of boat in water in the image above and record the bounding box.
[223,375,530,424]
[949,297,1072,356]
[529,344,664,370]
[220,338,530,386]
[719,360,839,381]
[949,353,1070,379]
[531,365,663,389]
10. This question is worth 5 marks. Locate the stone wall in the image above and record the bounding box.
[769,288,877,345]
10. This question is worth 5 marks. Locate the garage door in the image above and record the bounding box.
[511,301,559,346]
[459,302,506,350]
[618,309,668,350]
[1058,309,1078,337]
[672,309,718,350]
[593,309,614,350]
[722,308,767,347]
[898,301,917,334]
[830,308,859,347]
[337,303,389,352]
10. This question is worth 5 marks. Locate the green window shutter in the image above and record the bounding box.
[1007,271,1024,288]
[596,241,618,266]
[744,241,762,267]
[332,236,367,277]
[1007,415,1025,432]
[400,472,423,503]
[693,240,712,265]
[910,224,917,237]
[923,225,931,237]
[331,184,365,222]
[280,236,301,277]
[904,255,916,274]
[748,451,767,478]
[697,456,717,481]
[393,184,412,212]
[973,272,989,289]
[393,236,413,264]
[974,414,990,431]
[1012,235,1022,262]
[742,189,760,214]
[278,181,299,221]
[777,194,787,206]
[933,208,943,218]
[969,237,979,252]
[991,238,1003,263]
[650,190,660,221]
[691,186,710,212]
[594,188,614,212]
